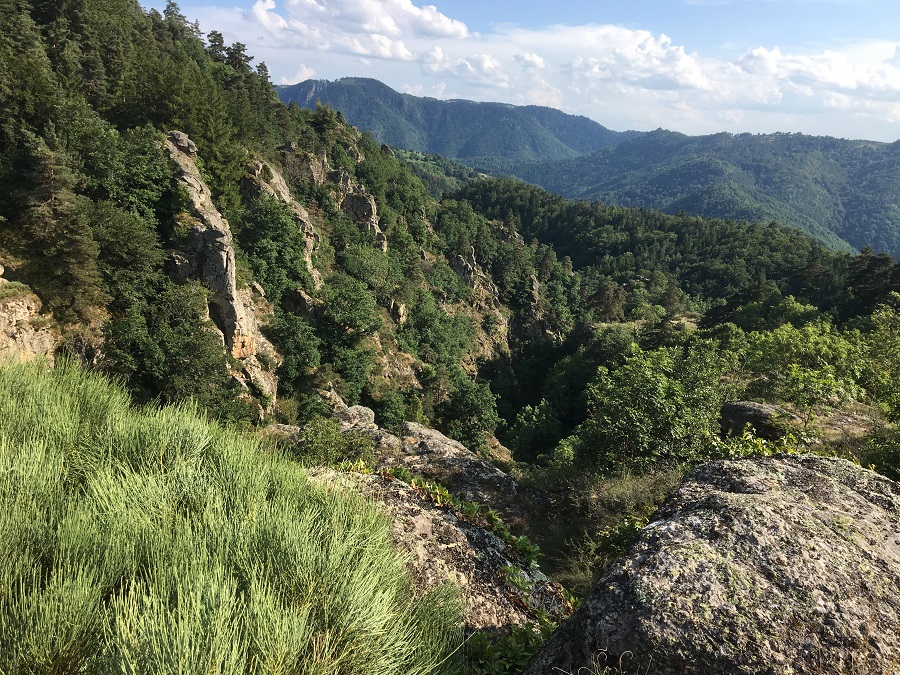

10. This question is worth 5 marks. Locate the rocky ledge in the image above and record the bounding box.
[308,467,568,632]
[522,455,900,674]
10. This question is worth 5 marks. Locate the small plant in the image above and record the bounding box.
[513,535,541,563]
[0,281,31,300]
[501,565,533,594]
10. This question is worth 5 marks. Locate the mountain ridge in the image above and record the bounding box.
[277,77,638,161]
[279,78,900,255]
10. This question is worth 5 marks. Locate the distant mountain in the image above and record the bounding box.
[507,130,900,255]
[279,79,900,255]
[276,77,639,162]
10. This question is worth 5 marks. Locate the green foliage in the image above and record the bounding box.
[508,399,564,462]
[398,289,475,367]
[102,281,238,415]
[289,416,375,466]
[0,281,30,300]
[576,340,734,475]
[264,311,321,397]
[436,368,500,454]
[461,623,553,675]
[858,429,900,482]
[742,321,862,428]
[0,359,462,674]
[318,272,381,341]
[236,196,313,304]
[510,129,900,256]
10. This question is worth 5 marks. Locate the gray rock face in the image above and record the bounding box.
[165,131,255,356]
[280,147,387,251]
[164,131,279,414]
[378,422,522,527]
[721,400,797,440]
[307,468,568,631]
[0,287,57,361]
[523,456,900,675]
[242,160,322,288]
[335,404,377,430]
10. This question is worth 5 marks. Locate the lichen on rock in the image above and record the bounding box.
[307,467,568,632]
[523,455,900,675]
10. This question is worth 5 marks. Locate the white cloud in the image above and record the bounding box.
[516,52,546,70]
[280,63,316,84]
[185,1,900,141]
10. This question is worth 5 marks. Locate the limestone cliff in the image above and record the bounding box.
[0,266,57,361]
[281,146,387,251]
[164,131,278,411]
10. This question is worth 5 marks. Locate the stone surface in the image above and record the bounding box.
[165,131,255,357]
[0,289,57,361]
[721,400,797,440]
[335,404,377,430]
[307,468,569,631]
[165,131,279,413]
[378,422,523,528]
[523,456,900,675]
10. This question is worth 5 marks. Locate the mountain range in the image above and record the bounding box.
[278,78,900,256]
[276,77,637,163]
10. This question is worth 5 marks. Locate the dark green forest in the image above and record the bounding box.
[484,129,900,257]
[1,0,900,671]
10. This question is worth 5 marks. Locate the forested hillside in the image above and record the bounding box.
[488,129,900,256]
[277,78,900,257]
[277,77,636,162]
[1,0,899,671]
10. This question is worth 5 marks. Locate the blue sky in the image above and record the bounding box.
[145,0,900,141]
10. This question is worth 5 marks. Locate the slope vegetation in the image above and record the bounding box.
[277,77,636,161]
[511,130,900,255]
[0,359,460,673]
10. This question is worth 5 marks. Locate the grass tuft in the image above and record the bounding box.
[0,359,462,674]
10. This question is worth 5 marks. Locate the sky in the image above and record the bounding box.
[144,0,900,141]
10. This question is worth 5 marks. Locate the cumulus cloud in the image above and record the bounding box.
[280,63,316,84]
[188,0,900,140]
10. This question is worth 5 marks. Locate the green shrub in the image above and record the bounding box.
[0,281,30,300]
[0,359,462,674]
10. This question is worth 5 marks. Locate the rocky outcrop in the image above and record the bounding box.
[452,247,500,306]
[164,131,279,413]
[308,468,568,631]
[271,391,523,526]
[281,147,387,251]
[380,422,523,527]
[165,131,254,356]
[721,400,797,440]
[0,271,57,361]
[242,160,322,288]
[523,456,900,675]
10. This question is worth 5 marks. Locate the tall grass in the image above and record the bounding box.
[0,359,462,674]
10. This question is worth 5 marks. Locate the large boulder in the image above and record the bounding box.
[720,400,797,440]
[523,456,900,675]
